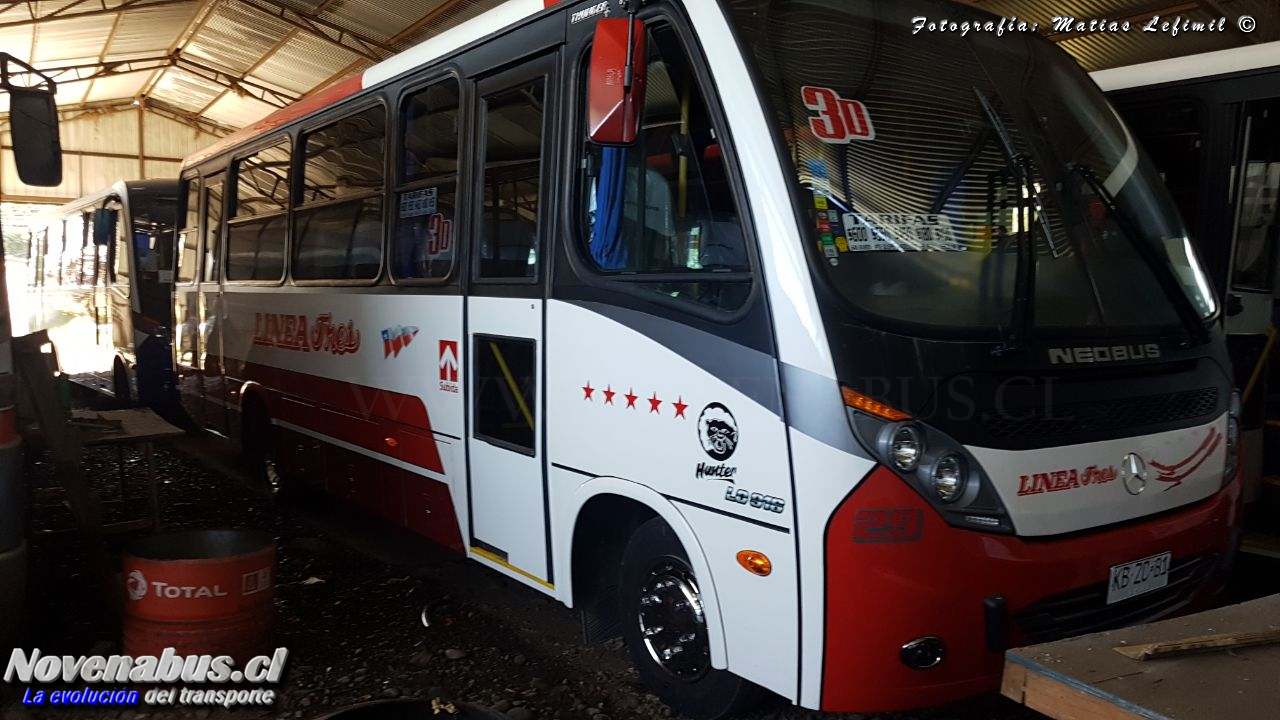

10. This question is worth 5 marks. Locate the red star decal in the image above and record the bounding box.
[582,382,594,400]
[603,385,616,405]
[672,396,688,418]
[649,393,663,414]
[625,388,638,409]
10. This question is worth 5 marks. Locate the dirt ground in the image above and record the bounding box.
[0,431,1051,720]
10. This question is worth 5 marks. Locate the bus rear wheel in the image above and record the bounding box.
[619,518,763,720]
[242,399,283,497]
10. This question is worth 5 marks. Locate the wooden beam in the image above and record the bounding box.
[1,145,186,163]
[0,0,192,29]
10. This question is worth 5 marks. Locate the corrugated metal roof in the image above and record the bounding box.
[151,66,225,113]
[252,32,364,95]
[185,3,294,75]
[107,4,197,57]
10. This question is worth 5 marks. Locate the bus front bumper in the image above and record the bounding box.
[819,465,1241,713]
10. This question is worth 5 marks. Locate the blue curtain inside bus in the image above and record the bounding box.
[590,147,629,270]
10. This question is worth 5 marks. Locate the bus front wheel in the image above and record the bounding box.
[619,518,763,720]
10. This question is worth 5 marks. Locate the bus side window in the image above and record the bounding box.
[579,23,751,312]
[204,179,224,283]
[395,79,461,282]
[479,80,545,280]
[293,105,386,282]
[227,140,289,282]
[178,177,200,284]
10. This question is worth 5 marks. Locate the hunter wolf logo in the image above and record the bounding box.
[698,403,739,462]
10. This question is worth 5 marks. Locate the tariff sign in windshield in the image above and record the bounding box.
[841,212,963,252]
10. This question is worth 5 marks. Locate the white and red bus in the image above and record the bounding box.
[173,0,1244,716]
[28,180,179,403]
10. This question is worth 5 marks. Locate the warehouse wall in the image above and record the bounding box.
[0,105,224,204]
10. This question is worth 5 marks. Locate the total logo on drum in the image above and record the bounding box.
[126,569,270,601]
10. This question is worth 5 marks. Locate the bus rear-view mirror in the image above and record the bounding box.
[587,18,647,146]
[92,208,118,246]
[9,88,62,187]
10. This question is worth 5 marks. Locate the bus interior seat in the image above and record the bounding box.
[481,210,536,277]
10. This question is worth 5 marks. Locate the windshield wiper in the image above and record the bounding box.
[973,88,1037,355]
[1070,163,1209,347]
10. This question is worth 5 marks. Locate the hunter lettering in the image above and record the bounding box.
[696,463,737,481]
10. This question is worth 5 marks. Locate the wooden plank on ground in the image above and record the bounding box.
[1004,594,1280,720]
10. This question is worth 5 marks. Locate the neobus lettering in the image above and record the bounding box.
[1048,343,1161,365]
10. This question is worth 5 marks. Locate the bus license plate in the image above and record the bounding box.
[1107,552,1172,605]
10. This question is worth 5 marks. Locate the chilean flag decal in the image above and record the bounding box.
[382,326,420,358]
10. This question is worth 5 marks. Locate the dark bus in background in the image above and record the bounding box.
[28,179,179,407]
[1097,42,1280,505]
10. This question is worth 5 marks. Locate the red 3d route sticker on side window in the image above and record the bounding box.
[801,86,875,143]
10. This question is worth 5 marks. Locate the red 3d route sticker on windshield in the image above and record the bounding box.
[802,86,875,143]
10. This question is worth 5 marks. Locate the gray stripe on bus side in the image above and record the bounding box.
[778,362,868,458]
[563,299,866,458]
[564,299,784,416]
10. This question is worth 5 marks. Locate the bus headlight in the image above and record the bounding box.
[933,455,966,503]
[889,425,924,472]
[844,386,1014,534]
[1224,391,1241,484]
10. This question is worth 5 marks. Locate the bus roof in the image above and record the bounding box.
[1091,40,1280,92]
[182,0,546,171]
[43,179,179,220]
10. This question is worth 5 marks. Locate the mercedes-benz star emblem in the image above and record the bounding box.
[1119,453,1148,496]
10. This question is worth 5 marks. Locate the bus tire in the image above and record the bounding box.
[112,358,133,408]
[619,518,763,720]
[241,397,285,497]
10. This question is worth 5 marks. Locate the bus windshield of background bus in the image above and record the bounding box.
[726,0,1217,341]
[134,192,178,283]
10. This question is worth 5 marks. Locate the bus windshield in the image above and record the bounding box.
[725,0,1217,341]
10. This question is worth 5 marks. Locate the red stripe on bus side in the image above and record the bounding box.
[240,363,445,475]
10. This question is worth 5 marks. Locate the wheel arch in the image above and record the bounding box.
[237,381,270,450]
[561,477,729,669]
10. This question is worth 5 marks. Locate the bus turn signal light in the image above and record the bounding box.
[736,550,772,576]
[842,386,911,421]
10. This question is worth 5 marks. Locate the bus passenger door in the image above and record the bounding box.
[106,196,134,361]
[175,175,204,427]
[199,175,230,435]
[465,58,556,589]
